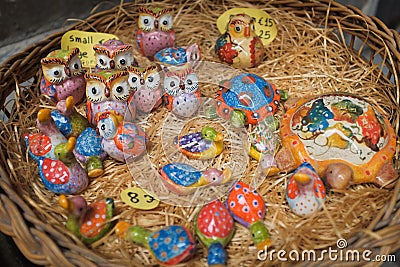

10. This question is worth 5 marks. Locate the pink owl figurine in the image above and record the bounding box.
[136,6,176,59]
[40,48,86,105]
[128,65,163,114]
[93,39,138,71]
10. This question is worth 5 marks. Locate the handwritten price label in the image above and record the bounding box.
[216,8,277,46]
[120,187,160,210]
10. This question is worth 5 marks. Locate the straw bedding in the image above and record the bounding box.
[0,0,399,266]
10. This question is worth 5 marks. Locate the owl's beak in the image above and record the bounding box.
[244,26,250,37]
[140,77,145,85]
[154,20,159,29]
[105,87,110,98]
[64,66,71,77]
[110,60,115,69]
[179,81,185,91]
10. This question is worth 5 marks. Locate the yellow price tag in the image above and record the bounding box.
[120,187,160,210]
[216,8,277,46]
[61,30,120,68]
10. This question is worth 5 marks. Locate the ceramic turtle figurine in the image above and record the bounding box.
[115,222,196,266]
[195,199,234,267]
[226,181,271,249]
[213,73,281,127]
[160,163,232,195]
[276,93,398,189]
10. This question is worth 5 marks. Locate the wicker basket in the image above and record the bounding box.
[0,0,399,266]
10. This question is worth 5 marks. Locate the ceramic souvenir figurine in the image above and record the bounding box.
[154,43,201,68]
[195,200,234,267]
[247,116,280,176]
[212,73,280,127]
[286,162,326,217]
[215,13,265,68]
[59,195,115,245]
[93,39,138,71]
[96,111,148,162]
[226,181,271,249]
[275,93,398,189]
[115,222,196,266]
[174,126,224,160]
[40,48,86,104]
[37,137,88,194]
[85,70,136,126]
[128,65,163,113]
[136,6,175,59]
[160,163,232,195]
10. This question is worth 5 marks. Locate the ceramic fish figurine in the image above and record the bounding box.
[226,181,271,249]
[215,13,265,68]
[136,6,176,59]
[59,195,115,245]
[93,39,138,71]
[96,111,148,162]
[40,48,86,105]
[195,200,234,267]
[275,93,398,189]
[213,73,280,127]
[174,126,224,160]
[286,162,326,217]
[154,43,201,68]
[37,137,88,194]
[160,163,232,195]
[115,222,196,266]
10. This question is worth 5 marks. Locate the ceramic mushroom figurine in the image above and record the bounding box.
[160,163,232,195]
[286,162,326,217]
[59,195,115,245]
[195,199,234,267]
[276,93,398,189]
[215,13,265,68]
[174,126,224,160]
[93,39,138,71]
[212,73,281,127]
[115,222,196,266]
[226,181,271,249]
[40,48,86,105]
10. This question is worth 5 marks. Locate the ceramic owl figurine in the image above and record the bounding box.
[128,65,163,113]
[136,6,176,59]
[163,63,201,118]
[40,48,86,104]
[85,70,136,126]
[93,39,138,71]
[215,14,265,68]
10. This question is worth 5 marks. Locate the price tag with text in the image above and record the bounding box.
[216,8,277,46]
[120,187,160,210]
[61,30,120,68]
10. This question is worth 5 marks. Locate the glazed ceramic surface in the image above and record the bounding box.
[93,39,138,71]
[154,43,200,68]
[215,13,265,68]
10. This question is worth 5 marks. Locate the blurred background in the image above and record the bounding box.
[0,0,399,266]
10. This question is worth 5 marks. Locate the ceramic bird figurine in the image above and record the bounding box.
[128,65,163,114]
[174,126,224,160]
[160,163,232,195]
[93,39,138,71]
[286,162,326,217]
[37,137,88,194]
[215,13,265,68]
[226,181,271,249]
[195,200,235,267]
[115,222,196,266]
[96,111,148,162]
[59,195,115,245]
[40,48,86,104]
[136,6,176,59]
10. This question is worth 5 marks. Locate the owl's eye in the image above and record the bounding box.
[91,87,97,94]
[96,54,110,69]
[159,14,173,31]
[170,81,175,87]
[115,52,133,70]
[111,79,131,101]
[184,73,198,94]
[187,79,192,85]
[164,76,180,97]
[86,80,106,103]
[54,70,60,76]
[140,15,155,31]
[144,19,149,25]
[101,124,106,131]
[128,72,141,90]
[235,25,242,32]
[251,24,255,31]
[43,65,64,82]
[116,86,123,93]
[73,63,79,69]
[99,59,105,65]
[68,56,82,74]
[148,77,153,82]
[132,77,137,83]
[120,59,126,65]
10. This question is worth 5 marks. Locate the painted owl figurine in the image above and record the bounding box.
[40,48,86,104]
[136,6,176,59]
[128,65,163,114]
[163,63,201,118]
[85,70,136,126]
[93,39,138,71]
[215,13,265,68]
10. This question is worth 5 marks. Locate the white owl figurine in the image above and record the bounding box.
[40,48,86,105]
[136,6,175,59]
[93,39,138,71]
[85,70,136,126]
[128,65,163,114]
[163,63,201,118]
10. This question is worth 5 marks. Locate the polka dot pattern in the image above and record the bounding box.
[80,202,107,238]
